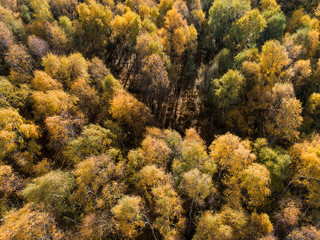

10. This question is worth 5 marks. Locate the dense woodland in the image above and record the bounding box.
[1,0,320,239]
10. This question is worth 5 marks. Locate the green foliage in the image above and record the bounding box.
[64,124,117,164]
[208,0,250,47]
[212,70,245,109]
[22,171,74,215]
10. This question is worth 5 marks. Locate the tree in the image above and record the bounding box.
[247,212,273,239]
[260,40,290,86]
[274,198,301,229]
[179,168,214,233]
[49,0,77,19]
[172,128,215,182]
[212,70,245,109]
[194,207,248,240]
[209,132,256,177]
[180,168,213,205]
[5,44,33,84]
[30,0,53,21]
[253,138,292,193]
[286,226,320,240]
[27,36,50,60]
[21,170,74,215]
[31,90,76,120]
[208,0,250,48]
[45,113,84,160]
[0,22,14,54]
[135,54,169,110]
[151,184,186,240]
[224,9,267,51]
[72,154,125,212]
[31,70,62,92]
[0,203,65,240]
[306,93,320,130]
[260,0,286,42]
[64,124,116,164]
[0,165,23,216]
[136,165,169,200]
[265,83,303,143]
[140,135,171,168]
[42,53,89,90]
[109,89,151,141]
[290,135,320,207]
[240,163,271,208]
[111,195,145,239]
[70,77,100,120]
[0,108,40,160]
[77,0,113,54]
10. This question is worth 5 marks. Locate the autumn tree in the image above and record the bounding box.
[45,113,84,162]
[31,90,76,120]
[172,128,215,182]
[194,207,248,240]
[109,89,151,141]
[240,163,271,208]
[253,138,292,193]
[5,44,33,84]
[77,0,113,54]
[209,132,256,178]
[72,154,125,212]
[42,52,89,90]
[151,184,186,239]
[246,212,274,239]
[111,195,145,239]
[259,0,286,42]
[0,108,40,160]
[260,40,290,86]
[0,203,65,240]
[264,83,303,143]
[290,135,320,208]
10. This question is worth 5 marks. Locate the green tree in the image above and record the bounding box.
[22,171,74,215]
[208,0,250,48]
[212,70,245,110]
[224,9,267,51]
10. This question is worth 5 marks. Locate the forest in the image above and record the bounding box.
[0,0,320,239]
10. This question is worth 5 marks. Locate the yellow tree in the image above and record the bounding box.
[209,132,256,178]
[0,108,40,160]
[77,0,113,53]
[240,163,271,208]
[31,90,76,120]
[290,135,320,207]
[194,207,248,240]
[64,124,117,164]
[111,195,145,239]
[31,70,62,92]
[265,83,303,143]
[72,154,125,212]
[109,89,151,140]
[151,184,186,240]
[260,40,290,86]
[0,203,65,240]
